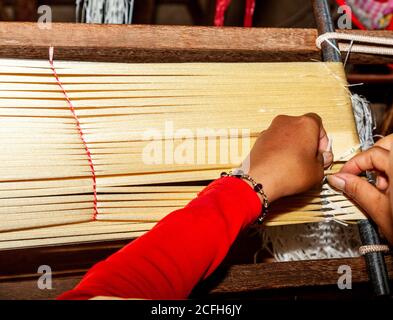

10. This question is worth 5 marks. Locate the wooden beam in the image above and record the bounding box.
[0,240,128,279]
[0,22,391,63]
[1,256,391,299]
[0,275,82,300]
[195,256,393,296]
[348,73,393,84]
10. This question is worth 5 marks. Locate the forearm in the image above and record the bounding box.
[58,176,261,300]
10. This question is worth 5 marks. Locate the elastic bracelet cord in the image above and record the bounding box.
[220,169,269,224]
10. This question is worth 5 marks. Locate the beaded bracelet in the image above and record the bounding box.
[220,169,269,224]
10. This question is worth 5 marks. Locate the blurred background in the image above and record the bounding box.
[0,0,325,26]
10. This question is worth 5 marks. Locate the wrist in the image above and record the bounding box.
[248,167,280,203]
[221,170,269,224]
[203,176,264,225]
[243,179,264,204]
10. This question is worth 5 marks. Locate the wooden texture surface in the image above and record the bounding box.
[0,23,392,63]
[201,256,393,294]
[1,255,392,299]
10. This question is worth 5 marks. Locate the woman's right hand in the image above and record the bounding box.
[327,134,393,244]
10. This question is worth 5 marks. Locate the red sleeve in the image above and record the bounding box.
[57,176,262,300]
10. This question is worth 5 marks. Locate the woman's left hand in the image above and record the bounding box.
[328,134,393,244]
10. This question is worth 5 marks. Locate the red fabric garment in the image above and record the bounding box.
[58,177,262,300]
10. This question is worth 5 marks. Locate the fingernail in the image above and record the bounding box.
[327,175,346,191]
[327,136,333,152]
[323,151,333,166]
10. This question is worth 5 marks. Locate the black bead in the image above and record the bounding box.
[220,172,228,177]
[254,183,263,192]
[257,211,268,224]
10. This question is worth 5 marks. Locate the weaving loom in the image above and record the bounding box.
[0,59,363,249]
[0,1,393,300]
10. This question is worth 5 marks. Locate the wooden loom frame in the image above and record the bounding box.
[0,21,393,299]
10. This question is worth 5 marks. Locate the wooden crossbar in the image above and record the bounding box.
[0,23,392,64]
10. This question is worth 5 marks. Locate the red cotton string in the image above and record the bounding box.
[48,47,98,220]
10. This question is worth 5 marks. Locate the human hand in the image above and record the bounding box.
[246,114,333,203]
[327,134,393,244]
